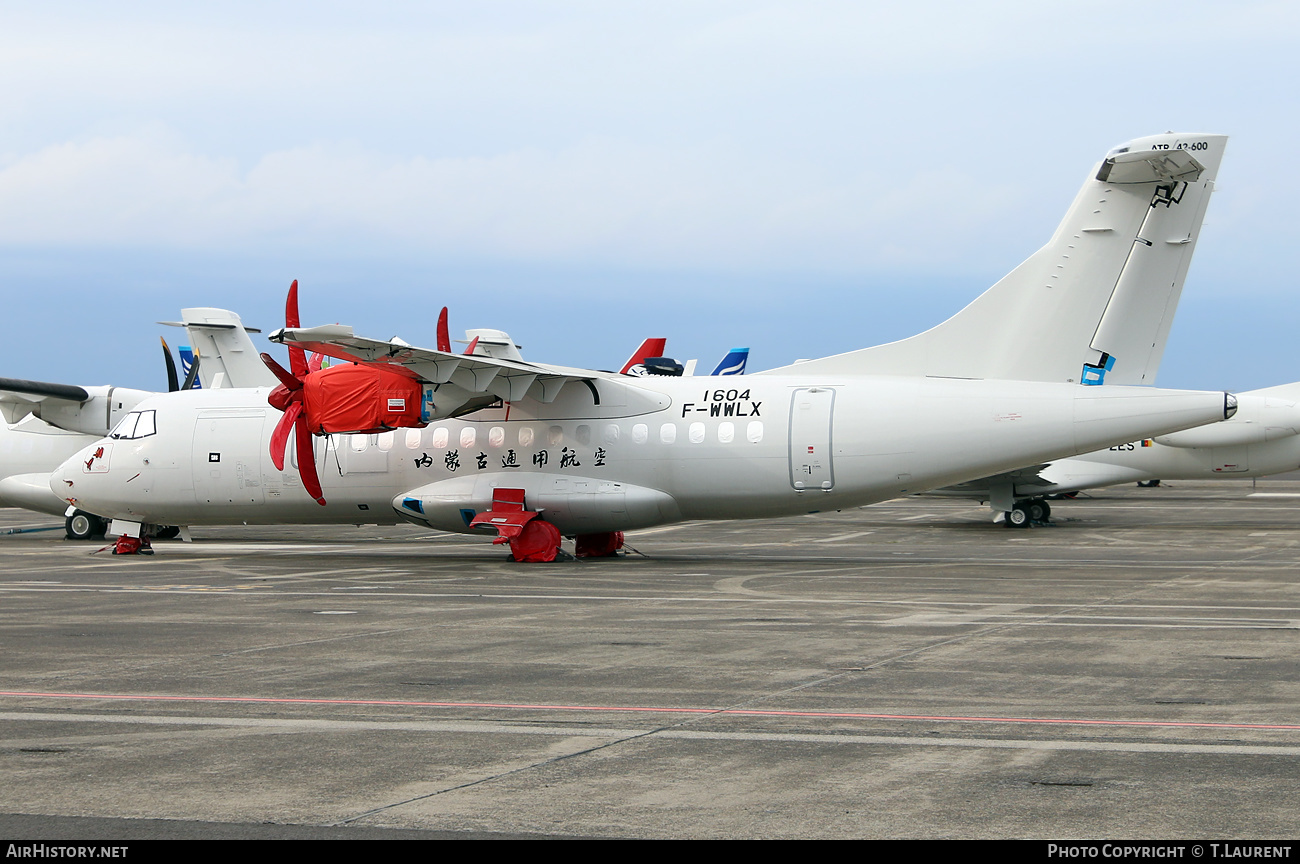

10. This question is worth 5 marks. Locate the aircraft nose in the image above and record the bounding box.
[49,443,107,511]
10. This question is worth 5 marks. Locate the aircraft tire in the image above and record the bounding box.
[65,510,107,541]
[1026,499,1050,522]
[1006,506,1030,528]
[154,526,182,540]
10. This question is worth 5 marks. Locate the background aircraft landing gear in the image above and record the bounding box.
[65,510,107,541]
[1004,498,1050,528]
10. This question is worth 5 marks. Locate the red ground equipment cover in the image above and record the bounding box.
[302,363,424,434]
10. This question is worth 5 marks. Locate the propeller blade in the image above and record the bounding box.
[464,335,479,356]
[181,350,201,391]
[294,414,326,505]
[308,351,324,373]
[161,337,180,392]
[437,307,450,353]
[285,280,308,379]
[269,401,301,471]
[286,279,301,329]
[259,352,302,391]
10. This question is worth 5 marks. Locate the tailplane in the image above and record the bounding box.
[759,133,1226,384]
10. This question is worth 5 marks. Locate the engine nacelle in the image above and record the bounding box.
[300,363,429,434]
[33,386,154,437]
[394,472,682,536]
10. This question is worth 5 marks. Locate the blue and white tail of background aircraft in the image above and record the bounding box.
[710,348,749,376]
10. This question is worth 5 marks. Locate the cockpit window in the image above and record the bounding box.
[110,410,157,440]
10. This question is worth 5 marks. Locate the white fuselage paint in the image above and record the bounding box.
[51,373,1230,536]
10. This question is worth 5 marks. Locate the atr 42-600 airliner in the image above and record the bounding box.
[50,132,1239,560]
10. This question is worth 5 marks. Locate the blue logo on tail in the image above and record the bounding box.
[1081,353,1115,386]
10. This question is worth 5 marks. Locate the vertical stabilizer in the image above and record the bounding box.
[180,308,278,389]
[759,133,1226,384]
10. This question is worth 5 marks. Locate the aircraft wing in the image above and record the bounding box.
[0,378,90,424]
[269,325,599,405]
[0,377,154,435]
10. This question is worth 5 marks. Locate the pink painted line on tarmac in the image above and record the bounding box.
[2,690,1298,731]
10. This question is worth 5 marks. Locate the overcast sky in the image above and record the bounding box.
[3,1,1298,392]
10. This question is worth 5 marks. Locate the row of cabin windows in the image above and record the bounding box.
[340,421,766,453]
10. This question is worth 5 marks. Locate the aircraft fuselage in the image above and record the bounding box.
[52,373,1232,536]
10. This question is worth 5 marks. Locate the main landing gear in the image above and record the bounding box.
[1003,498,1051,528]
[468,488,627,562]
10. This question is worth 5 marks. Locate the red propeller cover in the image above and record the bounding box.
[301,363,425,434]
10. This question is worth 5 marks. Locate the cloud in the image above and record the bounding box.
[0,128,1026,274]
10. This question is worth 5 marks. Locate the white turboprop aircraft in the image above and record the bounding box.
[0,308,272,536]
[50,132,1241,560]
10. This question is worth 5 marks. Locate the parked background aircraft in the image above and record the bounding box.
[50,133,1242,560]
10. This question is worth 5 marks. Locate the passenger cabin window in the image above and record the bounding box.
[405,429,422,449]
[109,410,157,440]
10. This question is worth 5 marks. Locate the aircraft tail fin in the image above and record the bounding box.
[620,338,668,375]
[169,308,277,389]
[711,347,749,376]
[759,133,1226,385]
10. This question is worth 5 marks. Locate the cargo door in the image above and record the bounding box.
[193,411,266,505]
[789,387,835,491]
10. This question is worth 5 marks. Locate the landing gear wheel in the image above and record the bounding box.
[508,519,563,563]
[1005,506,1030,528]
[154,526,181,540]
[65,510,107,541]
[1137,479,1161,488]
[1026,499,1050,522]
[574,531,626,558]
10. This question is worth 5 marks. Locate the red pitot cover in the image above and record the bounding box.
[302,363,425,434]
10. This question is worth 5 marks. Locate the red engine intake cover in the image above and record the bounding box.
[301,363,425,434]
